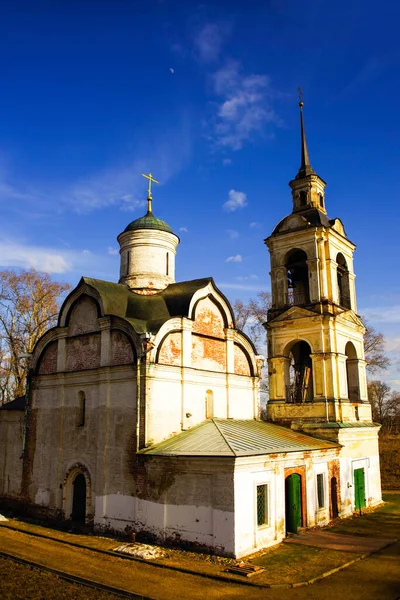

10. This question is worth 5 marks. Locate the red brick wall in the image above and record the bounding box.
[111,330,135,366]
[38,341,58,375]
[66,333,101,371]
[158,332,181,366]
[234,344,251,376]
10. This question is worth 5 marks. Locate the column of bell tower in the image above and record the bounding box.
[265,99,371,432]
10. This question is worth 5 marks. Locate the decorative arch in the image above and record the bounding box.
[58,282,104,328]
[283,339,313,403]
[337,253,351,309]
[284,249,310,306]
[65,294,101,334]
[191,294,229,335]
[155,328,182,365]
[62,463,92,524]
[345,341,360,402]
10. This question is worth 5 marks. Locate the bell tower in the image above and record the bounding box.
[265,97,372,431]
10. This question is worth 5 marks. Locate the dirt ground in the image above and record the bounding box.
[0,492,399,599]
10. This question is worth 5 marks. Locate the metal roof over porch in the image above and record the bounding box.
[138,419,341,457]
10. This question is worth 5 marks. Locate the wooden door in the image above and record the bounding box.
[285,473,302,533]
[354,468,366,511]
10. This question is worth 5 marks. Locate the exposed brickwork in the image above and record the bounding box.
[234,344,251,376]
[158,332,181,366]
[192,335,225,372]
[192,298,224,338]
[38,341,58,375]
[111,330,135,366]
[68,295,99,335]
[66,333,101,371]
[328,459,341,518]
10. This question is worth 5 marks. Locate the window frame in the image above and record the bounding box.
[316,473,325,509]
[256,483,269,528]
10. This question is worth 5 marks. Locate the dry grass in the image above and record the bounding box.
[379,435,400,490]
[250,543,354,584]
[0,557,123,600]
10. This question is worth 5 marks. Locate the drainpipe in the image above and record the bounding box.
[136,333,154,452]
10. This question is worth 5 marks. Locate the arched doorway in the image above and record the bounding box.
[285,249,310,306]
[286,341,313,403]
[285,473,302,534]
[330,477,339,519]
[63,464,91,524]
[72,473,86,522]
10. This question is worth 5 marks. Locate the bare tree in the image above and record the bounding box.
[0,269,71,404]
[363,321,390,374]
[233,291,271,354]
[367,380,399,432]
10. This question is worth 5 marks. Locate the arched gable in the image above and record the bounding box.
[58,280,104,328]
[192,295,226,338]
[38,340,58,375]
[66,294,101,335]
[157,330,182,366]
[189,282,235,330]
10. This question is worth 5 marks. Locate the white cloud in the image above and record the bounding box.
[226,229,239,239]
[210,61,279,150]
[179,227,188,232]
[169,68,175,74]
[222,158,232,166]
[360,306,400,324]
[236,274,258,281]
[0,239,102,274]
[108,246,119,256]
[219,282,263,291]
[225,254,242,263]
[250,221,262,228]
[0,117,192,216]
[193,23,224,63]
[223,189,247,212]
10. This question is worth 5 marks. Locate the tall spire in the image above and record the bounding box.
[296,88,315,179]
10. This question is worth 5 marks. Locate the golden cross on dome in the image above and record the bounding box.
[141,172,159,199]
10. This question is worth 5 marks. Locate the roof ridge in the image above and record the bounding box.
[212,418,238,457]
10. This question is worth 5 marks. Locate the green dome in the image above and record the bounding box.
[124,211,174,234]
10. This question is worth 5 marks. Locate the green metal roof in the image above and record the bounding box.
[123,211,174,234]
[302,422,379,430]
[138,419,340,457]
[69,276,216,334]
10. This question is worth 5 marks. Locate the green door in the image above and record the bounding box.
[285,474,302,534]
[354,468,366,511]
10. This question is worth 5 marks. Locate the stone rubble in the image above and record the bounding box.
[113,542,165,560]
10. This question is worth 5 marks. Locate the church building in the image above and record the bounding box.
[0,101,382,558]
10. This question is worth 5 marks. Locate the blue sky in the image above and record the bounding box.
[1,0,400,387]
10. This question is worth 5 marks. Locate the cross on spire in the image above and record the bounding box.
[142,172,159,213]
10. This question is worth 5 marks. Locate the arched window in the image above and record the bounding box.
[285,249,310,305]
[337,253,351,309]
[319,193,324,208]
[299,191,307,206]
[286,341,313,403]
[125,250,131,276]
[77,391,85,427]
[345,342,360,402]
[205,390,214,419]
